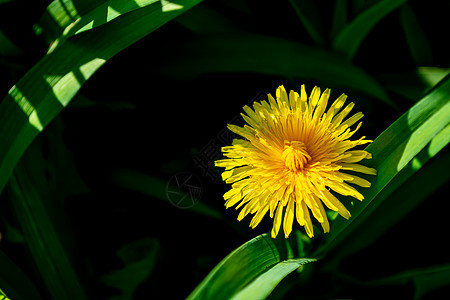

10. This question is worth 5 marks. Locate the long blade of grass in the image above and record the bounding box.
[8,168,87,300]
[332,0,408,59]
[231,258,313,300]
[187,233,315,300]
[0,0,202,195]
[315,75,450,257]
[42,0,169,52]
[400,4,433,65]
[288,0,325,45]
[157,33,393,106]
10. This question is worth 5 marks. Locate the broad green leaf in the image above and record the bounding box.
[187,233,316,300]
[0,250,43,300]
[315,75,450,257]
[0,0,202,195]
[231,259,313,300]
[100,238,160,300]
[7,140,87,300]
[332,0,408,59]
[157,33,393,106]
[367,264,450,300]
[400,5,432,65]
[110,169,223,220]
[288,0,325,45]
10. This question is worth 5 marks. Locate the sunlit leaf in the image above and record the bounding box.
[187,233,315,300]
[0,0,203,195]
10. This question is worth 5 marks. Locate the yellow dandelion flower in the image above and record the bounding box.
[215,85,376,238]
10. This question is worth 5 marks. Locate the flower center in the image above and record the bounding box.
[282,141,311,172]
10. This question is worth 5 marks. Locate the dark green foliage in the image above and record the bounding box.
[0,0,448,299]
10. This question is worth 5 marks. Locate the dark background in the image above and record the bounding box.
[0,0,449,299]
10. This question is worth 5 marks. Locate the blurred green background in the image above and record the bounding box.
[0,0,449,299]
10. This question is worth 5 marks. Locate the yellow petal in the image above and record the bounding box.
[339,163,377,175]
[271,201,284,238]
[250,205,269,228]
[302,201,314,238]
[321,189,351,219]
[283,197,295,238]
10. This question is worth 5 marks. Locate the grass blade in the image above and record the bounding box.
[400,4,433,65]
[157,33,393,106]
[8,170,87,299]
[0,0,202,195]
[187,233,315,300]
[288,0,325,45]
[332,0,408,59]
[231,258,314,300]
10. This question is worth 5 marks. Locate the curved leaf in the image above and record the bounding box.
[332,0,408,59]
[157,33,393,106]
[187,233,316,300]
[0,0,202,195]
[400,5,433,65]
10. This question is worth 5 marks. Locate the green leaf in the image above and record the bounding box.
[400,5,433,65]
[330,0,348,39]
[367,264,450,300]
[157,33,393,106]
[7,149,87,300]
[100,238,160,300]
[332,0,408,59]
[288,0,325,45]
[315,75,450,257]
[231,259,313,300]
[187,233,316,300]
[0,0,202,195]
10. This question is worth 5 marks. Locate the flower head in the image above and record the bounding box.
[215,85,376,238]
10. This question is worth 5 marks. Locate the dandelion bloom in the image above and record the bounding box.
[215,85,376,238]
